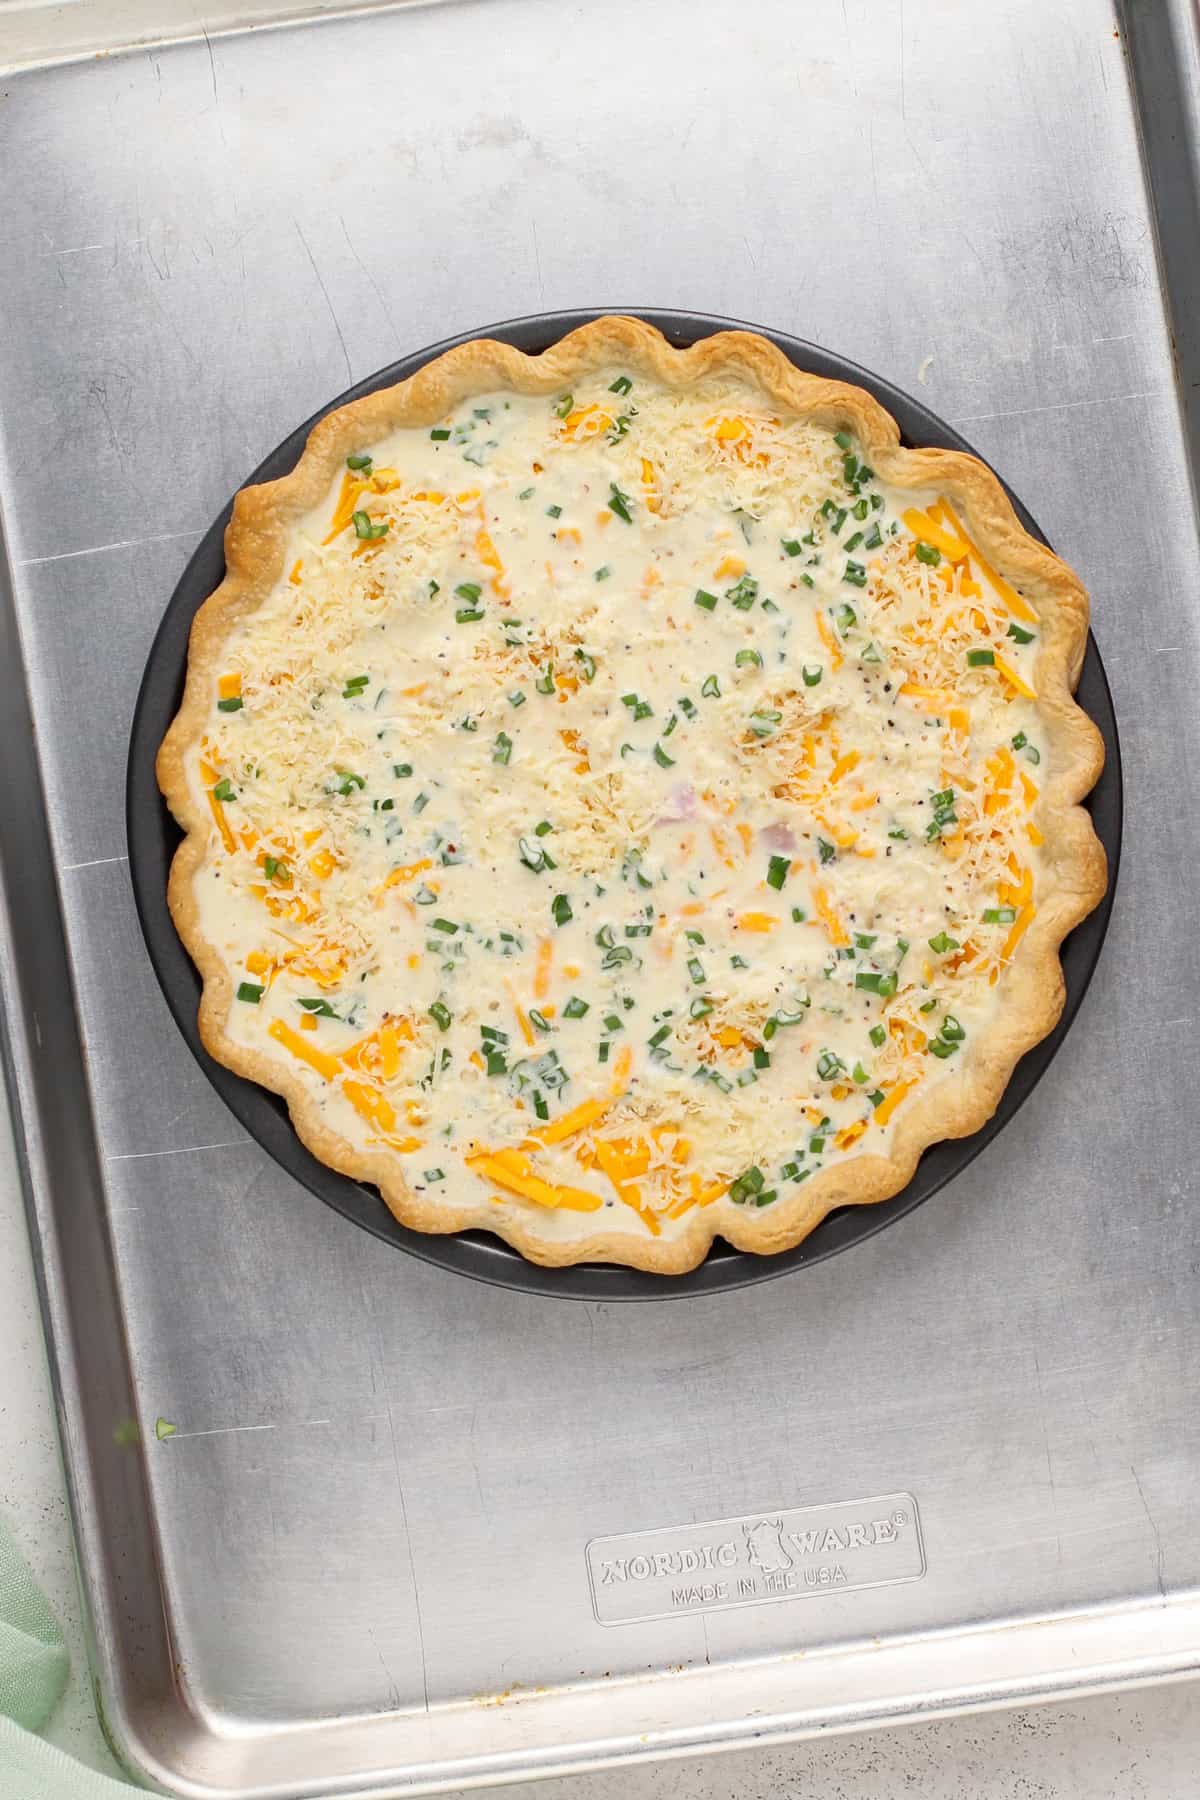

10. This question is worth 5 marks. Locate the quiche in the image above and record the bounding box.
[158,317,1106,1273]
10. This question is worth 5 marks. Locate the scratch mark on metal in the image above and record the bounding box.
[953,389,1166,424]
[530,217,545,306]
[1130,1465,1166,1598]
[202,28,219,108]
[19,530,201,568]
[106,1140,250,1163]
[386,1405,431,1713]
[170,1416,332,1441]
[296,220,353,386]
[60,854,130,873]
[338,214,398,341]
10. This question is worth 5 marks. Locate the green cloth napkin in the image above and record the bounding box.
[0,1514,144,1798]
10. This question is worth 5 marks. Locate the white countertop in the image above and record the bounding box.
[2,1079,1196,1796]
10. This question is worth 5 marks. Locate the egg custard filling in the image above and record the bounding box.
[159,321,1104,1270]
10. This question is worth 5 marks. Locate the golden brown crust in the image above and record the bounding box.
[158,316,1107,1273]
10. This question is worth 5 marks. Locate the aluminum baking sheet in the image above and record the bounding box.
[1,1,1198,1795]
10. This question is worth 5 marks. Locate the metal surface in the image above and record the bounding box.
[1,0,1198,1794]
[126,308,1122,1302]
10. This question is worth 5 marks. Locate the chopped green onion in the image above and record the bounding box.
[393,762,412,778]
[983,906,1018,924]
[914,541,941,566]
[834,430,853,451]
[594,565,612,581]
[729,1166,765,1204]
[1007,622,1036,644]
[534,820,553,836]
[236,981,262,1004]
[727,575,758,610]
[802,664,823,687]
[816,1050,844,1080]
[687,956,706,983]
[518,837,546,872]
[563,996,589,1019]
[431,917,458,934]
[428,1001,452,1031]
[735,648,762,668]
[493,732,513,765]
[967,649,995,667]
[429,429,451,442]
[694,588,718,612]
[700,674,721,698]
[855,971,897,995]
[535,665,556,695]
[529,1009,552,1034]
[870,1024,886,1047]
[652,741,675,768]
[553,393,574,418]
[546,503,563,519]
[508,689,526,707]
[782,538,803,557]
[863,522,883,550]
[853,1062,869,1084]
[217,696,243,713]
[940,1015,966,1042]
[211,778,236,803]
[844,531,864,553]
[551,894,573,927]
[766,854,790,891]
[608,483,633,523]
[346,452,373,470]
[791,906,806,922]
[928,1038,956,1059]
[455,582,482,603]
[352,510,388,540]
[574,649,597,682]
[262,856,291,884]
[609,374,633,395]
[336,771,365,795]
[818,837,836,865]
[928,932,959,954]
[298,997,337,1016]
[455,606,484,623]
[843,559,867,587]
[834,603,857,633]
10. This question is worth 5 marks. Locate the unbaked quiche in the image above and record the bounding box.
[158,317,1106,1272]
